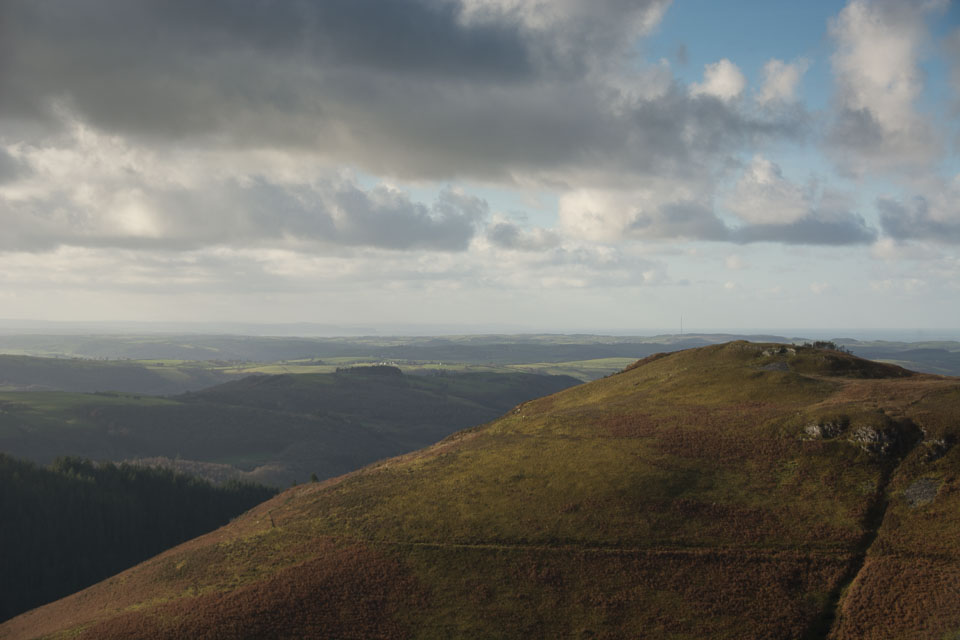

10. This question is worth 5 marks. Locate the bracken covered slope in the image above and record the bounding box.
[3,342,959,639]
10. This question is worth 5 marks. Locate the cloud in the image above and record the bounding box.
[732,210,876,246]
[690,59,746,102]
[557,186,727,242]
[0,0,676,182]
[633,200,730,240]
[722,156,876,245]
[459,0,672,65]
[877,179,960,243]
[725,254,746,270]
[557,172,875,247]
[2,0,899,286]
[948,27,960,109]
[757,58,810,104]
[486,220,560,251]
[0,0,803,188]
[826,0,943,174]
[725,155,810,224]
[870,277,927,293]
[0,0,822,264]
[0,148,25,185]
[0,130,487,253]
[0,178,486,253]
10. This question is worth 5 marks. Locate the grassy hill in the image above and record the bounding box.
[0,354,233,394]
[0,368,578,486]
[3,342,959,639]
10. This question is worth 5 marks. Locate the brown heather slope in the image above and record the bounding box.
[3,342,960,639]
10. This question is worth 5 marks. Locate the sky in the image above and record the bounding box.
[0,0,959,334]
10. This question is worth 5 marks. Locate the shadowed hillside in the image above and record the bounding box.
[0,355,232,394]
[0,369,578,486]
[0,455,275,622]
[4,342,959,639]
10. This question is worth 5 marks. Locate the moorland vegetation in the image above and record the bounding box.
[4,342,958,638]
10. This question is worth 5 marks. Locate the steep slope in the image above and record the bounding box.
[4,342,958,639]
[0,455,275,622]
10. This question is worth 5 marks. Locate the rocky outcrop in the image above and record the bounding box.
[804,417,849,440]
[761,346,797,357]
[903,478,941,507]
[849,425,901,455]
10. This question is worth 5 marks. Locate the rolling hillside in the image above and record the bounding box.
[0,355,232,394]
[0,368,578,486]
[3,342,958,639]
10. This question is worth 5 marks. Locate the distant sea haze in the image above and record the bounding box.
[0,319,958,342]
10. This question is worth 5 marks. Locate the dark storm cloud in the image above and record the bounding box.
[0,0,528,142]
[878,196,960,244]
[0,0,804,183]
[149,0,532,77]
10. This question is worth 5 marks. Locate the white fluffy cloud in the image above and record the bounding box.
[725,156,810,225]
[0,121,487,253]
[690,59,746,102]
[758,59,810,104]
[556,161,876,247]
[557,183,726,243]
[827,0,943,173]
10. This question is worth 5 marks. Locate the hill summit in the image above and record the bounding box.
[4,342,959,639]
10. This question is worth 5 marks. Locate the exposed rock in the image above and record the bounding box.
[903,478,941,507]
[849,425,899,455]
[804,417,849,440]
[922,438,954,463]
[761,346,796,357]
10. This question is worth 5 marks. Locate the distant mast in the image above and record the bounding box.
[680,315,683,337]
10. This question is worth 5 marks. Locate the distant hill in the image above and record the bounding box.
[6,342,958,638]
[0,454,275,623]
[0,333,960,378]
[0,354,232,394]
[839,340,960,377]
[0,332,764,363]
[0,369,579,486]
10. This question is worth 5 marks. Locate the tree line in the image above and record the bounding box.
[0,454,276,621]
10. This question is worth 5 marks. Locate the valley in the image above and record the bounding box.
[0,367,578,487]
